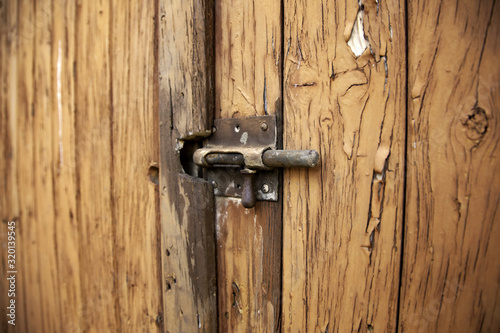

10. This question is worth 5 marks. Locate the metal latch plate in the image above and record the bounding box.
[206,115,278,201]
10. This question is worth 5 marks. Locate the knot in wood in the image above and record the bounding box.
[461,106,488,141]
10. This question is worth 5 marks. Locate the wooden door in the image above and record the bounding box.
[159,0,499,332]
[160,0,406,330]
[1,0,499,332]
[1,1,162,332]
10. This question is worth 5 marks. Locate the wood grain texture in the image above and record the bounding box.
[158,0,218,331]
[75,1,117,330]
[215,0,282,118]
[7,2,39,331]
[52,0,81,331]
[400,0,500,331]
[110,1,163,331]
[215,198,283,332]
[0,0,162,331]
[33,1,62,330]
[215,0,283,331]
[0,2,25,332]
[281,0,406,332]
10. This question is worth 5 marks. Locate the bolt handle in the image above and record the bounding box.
[240,169,257,208]
[193,148,320,209]
[262,150,319,168]
[199,149,320,169]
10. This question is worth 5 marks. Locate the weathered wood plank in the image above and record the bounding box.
[51,1,82,331]
[160,0,215,139]
[215,0,283,331]
[74,1,117,331]
[400,0,500,331]
[215,198,283,332]
[110,1,163,331]
[215,0,282,118]
[1,1,163,332]
[0,1,24,332]
[33,1,63,331]
[158,0,218,331]
[9,1,39,331]
[282,0,406,331]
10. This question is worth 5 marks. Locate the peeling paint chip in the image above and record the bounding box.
[347,2,370,57]
[240,132,248,145]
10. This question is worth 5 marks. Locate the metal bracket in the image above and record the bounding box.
[201,115,279,202]
[193,114,319,208]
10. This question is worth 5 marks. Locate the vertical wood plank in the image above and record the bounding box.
[158,0,218,331]
[0,1,23,332]
[214,0,283,331]
[110,0,163,331]
[282,0,406,331]
[33,1,62,330]
[11,1,39,331]
[400,0,500,331]
[75,1,117,331]
[215,198,283,332]
[2,1,163,332]
[215,0,282,117]
[51,0,82,331]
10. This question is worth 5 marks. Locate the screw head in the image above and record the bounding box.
[262,184,270,193]
[212,126,217,133]
[260,122,268,131]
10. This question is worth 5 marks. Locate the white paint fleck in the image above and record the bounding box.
[57,40,63,166]
[240,132,248,145]
[175,139,184,153]
[216,199,230,238]
[347,1,370,57]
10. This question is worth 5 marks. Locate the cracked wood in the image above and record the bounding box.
[399,0,500,331]
[282,0,406,332]
[215,0,283,331]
